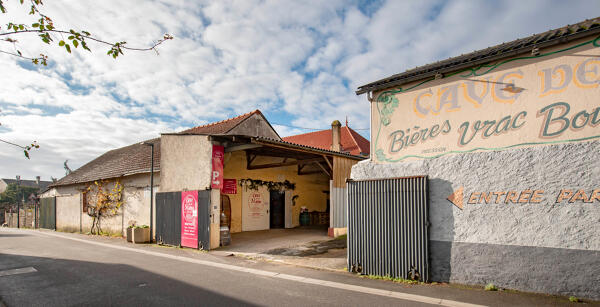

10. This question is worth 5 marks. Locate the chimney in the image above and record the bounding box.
[36,176,40,185]
[331,120,342,152]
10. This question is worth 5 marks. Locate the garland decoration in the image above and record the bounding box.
[238,178,295,191]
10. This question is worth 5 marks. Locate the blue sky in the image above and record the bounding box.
[0,0,598,180]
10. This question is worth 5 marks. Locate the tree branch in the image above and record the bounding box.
[0,29,173,52]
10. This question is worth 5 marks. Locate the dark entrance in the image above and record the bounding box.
[269,190,285,229]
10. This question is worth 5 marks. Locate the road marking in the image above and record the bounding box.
[0,267,37,277]
[30,230,484,307]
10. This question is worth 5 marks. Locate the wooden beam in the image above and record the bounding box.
[247,157,324,170]
[246,151,257,169]
[225,144,262,153]
[297,164,306,175]
[313,161,331,178]
[321,155,332,169]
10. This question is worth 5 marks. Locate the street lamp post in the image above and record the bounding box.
[142,142,154,242]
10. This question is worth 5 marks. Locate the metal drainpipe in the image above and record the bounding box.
[367,91,374,159]
[149,145,154,242]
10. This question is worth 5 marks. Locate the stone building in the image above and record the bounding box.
[43,110,365,245]
[352,18,600,299]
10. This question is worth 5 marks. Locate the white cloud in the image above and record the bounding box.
[0,0,597,179]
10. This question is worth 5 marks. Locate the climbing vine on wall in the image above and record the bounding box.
[85,179,124,235]
[238,178,295,192]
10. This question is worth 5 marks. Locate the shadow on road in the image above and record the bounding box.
[0,253,257,306]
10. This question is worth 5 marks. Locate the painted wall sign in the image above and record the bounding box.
[181,190,198,248]
[211,145,224,189]
[372,39,600,163]
[447,187,600,209]
[222,179,237,194]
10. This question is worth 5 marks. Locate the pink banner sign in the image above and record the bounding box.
[181,190,198,248]
[222,179,237,194]
[211,145,225,189]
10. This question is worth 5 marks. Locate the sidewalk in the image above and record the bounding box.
[212,231,348,272]
[9,228,598,306]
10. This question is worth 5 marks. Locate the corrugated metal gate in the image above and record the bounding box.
[156,190,211,250]
[347,177,429,282]
[39,197,56,230]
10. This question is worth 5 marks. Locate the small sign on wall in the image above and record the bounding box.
[222,179,237,194]
[211,145,224,189]
[181,191,198,248]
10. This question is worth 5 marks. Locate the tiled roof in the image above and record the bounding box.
[282,126,370,156]
[180,110,261,135]
[50,138,160,188]
[356,17,600,95]
[251,136,367,160]
[50,110,271,188]
[2,178,52,191]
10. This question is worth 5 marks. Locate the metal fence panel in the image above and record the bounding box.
[156,190,211,251]
[197,190,210,250]
[347,177,429,282]
[39,197,56,230]
[156,191,182,247]
[331,187,347,228]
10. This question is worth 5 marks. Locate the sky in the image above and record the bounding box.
[0,0,598,180]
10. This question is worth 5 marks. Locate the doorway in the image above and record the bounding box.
[269,190,285,229]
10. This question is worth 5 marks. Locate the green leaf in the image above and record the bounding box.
[68,35,74,40]
[72,40,78,48]
[24,150,30,159]
[32,23,40,27]
[46,25,53,30]
[58,40,65,46]
[65,44,71,53]
[19,24,24,30]
[82,31,90,36]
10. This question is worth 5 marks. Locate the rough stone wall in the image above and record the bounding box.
[47,173,158,236]
[160,134,212,192]
[351,140,600,299]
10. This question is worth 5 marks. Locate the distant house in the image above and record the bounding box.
[282,120,370,157]
[0,177,52,194]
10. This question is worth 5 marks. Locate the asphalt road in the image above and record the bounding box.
[0,229,443,307]
[0,229,587,307]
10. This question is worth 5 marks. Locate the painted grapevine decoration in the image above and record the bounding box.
[238,178,295,192]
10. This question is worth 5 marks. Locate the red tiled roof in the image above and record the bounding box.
[282,126,370,156]
[180,110,261,135]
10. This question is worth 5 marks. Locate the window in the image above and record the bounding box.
[82,191,88,213]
